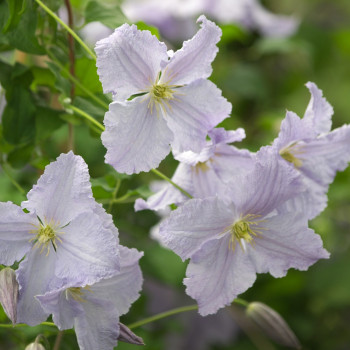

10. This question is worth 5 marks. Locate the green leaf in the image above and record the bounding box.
[35,106,65,142]
[74,57,103,95]
[46,61,72,97]
[30,67,57,92]
[7,144,34,168]
[136,21,160,39]
[3,0,27,33]
[0,0,44,54]
[84,1,128,29]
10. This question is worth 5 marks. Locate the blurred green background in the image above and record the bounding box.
[0,0,350,349]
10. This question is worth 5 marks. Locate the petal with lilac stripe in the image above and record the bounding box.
[55,212,119,286]
[161,15,221,85]
[249,212,329,278]
[102,98,173,174]
[159,197,235,260]
[185,236,256,316]
[0,202,35,265]
[166,79,231,153]
[22,152,95,225]
[95,24,168,100]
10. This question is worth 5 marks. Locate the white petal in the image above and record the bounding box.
[16,249,58,325]
[159,197,235,260]
[167,79,232,153]
[161,15,221,85]
[249,212,329,278]
[304,82,334,134]
[23,152,95,225]
[102,98,173,174]
[56,212,119,286]
[185,236,256,316]
[135,163,192,211]
[87,246,143,316]
[95,23,168,100]
[0,202,34,265]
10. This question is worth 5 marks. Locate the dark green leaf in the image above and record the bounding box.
[3,0,27,33]
[7,144,34,168]
[35,106,65,142]
[75,57,103,95]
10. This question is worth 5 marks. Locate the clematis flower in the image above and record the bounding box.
[37,246,143,350]
[95,15,232,174]
[272,82,350,219]
[159,147,329,316]
[135,127,254,211]
[0,152,120,325]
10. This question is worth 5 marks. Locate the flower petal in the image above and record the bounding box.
[0,202,34,265]
[134,163,192,211]
[74,298,120,350]
[230,146,305,217]
[249,212,329,278]
[95,23,168,100]
[16,248,58,325]
[273,111,316,151]
[159,197,234,260]
[36,288,83,330]
[299,124,350,187]
[22,152,95,225]
[185,236,256,316]
[102,98,173,174]
[161,15,221,85]
[304,82,333,134]
[209,127,246,145]
[87,246,143,316]
[167,79,231,153]
[55,212,119,286]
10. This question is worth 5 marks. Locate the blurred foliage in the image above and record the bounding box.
[0,0,350,349]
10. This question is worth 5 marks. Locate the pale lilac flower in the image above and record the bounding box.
[159,147,329,316]
[95,16,231,174]
[135,128,254,211]
[122,0,299,41]
[0,152,120,325]
[272,82,350,219]
[37,246,143,350]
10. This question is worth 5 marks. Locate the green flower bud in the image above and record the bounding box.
[246,302,301,349]
[0,267,19,324]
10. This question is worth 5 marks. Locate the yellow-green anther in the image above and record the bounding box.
[228,214,263,252]
[279,143,303,168]
[149,82,175,115]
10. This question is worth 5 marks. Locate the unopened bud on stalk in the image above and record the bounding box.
[25,343,46,350]
[246,302,301,349]
[118,322,145,345]
[0,267,19,324]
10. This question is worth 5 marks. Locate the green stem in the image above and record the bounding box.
[0,162,26,196]
[127,305,198,330]
[127,298,248,330]
[35,0,97,60]
[0,322,56,328]
[69,105,105,132]
[108,179,121,212]
[151,168,193,199]
[47,54,109,110]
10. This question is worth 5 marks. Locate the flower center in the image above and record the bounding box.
[148,82,175,115]
[279,142,304,168]
[195,161,210,172]
[30,219,63,255]
[228,214,264,252]
[65,286,92,302]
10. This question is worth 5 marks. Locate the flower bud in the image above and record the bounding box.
[118,322,144,346]
[25,343,46,350]
[246,302,301,349]
[0,267,19,324]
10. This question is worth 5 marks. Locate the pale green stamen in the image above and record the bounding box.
[228,214,264,252]
[65,286,92,302]
[148,82,176,115]
[30,219,63,255]
[279,142,304,168]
